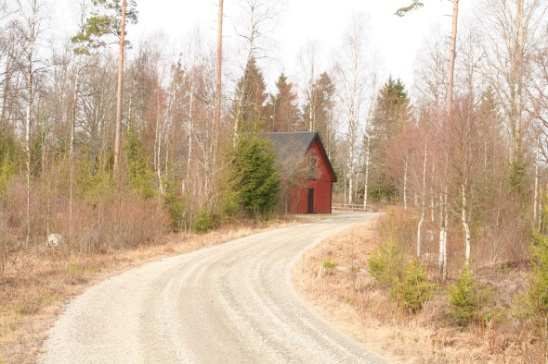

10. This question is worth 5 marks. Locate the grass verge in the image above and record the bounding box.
[293,215,547,363]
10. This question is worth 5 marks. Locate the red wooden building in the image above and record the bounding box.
[264,132,337,214]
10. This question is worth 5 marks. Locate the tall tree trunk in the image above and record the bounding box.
[113,0,128,176]
[462,182,471,266]
[403,158,408,210]
[69,65,81,244]
[154,86,165,195]
[533,136,540,229]
[438,0,459,279]
[348,142,354,205]
[215,0,224,138]
[417,143,428,257]
[447,0,459,116]
[363,134,370,210]
[184,81,194,194]
[430,162,435,223]
[511,0,525,163]
[24,52,33,248]
[0,57,13,127]
[439,189,448,280]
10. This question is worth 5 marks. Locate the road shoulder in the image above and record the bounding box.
[292,216,432,364]
[0,220,291,364]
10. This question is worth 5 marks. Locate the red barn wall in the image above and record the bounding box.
[288,141,334,214]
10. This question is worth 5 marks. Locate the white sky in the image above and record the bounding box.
[48,0,474,93]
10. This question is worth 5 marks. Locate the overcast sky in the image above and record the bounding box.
[47,0,474,94]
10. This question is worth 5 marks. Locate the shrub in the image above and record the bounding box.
[164,182,185,232]
[368,239,405,287]
[391,260,434,313]
[125,129,156,199]
[322,260,337,270]
[529,233,548,317]
[192,209,218,233]
[229,136,280,217]
[0,131,19,197]
[449,267,480,326]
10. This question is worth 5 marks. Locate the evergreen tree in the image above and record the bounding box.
[303,72,336,147]
[229,136,280,217]
[232,57,268,134]
[370,77,411,200]
[71,0,138,55]
[266,73,300,132]
[125,129,155,199]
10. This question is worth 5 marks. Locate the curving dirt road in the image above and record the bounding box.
[40,213,386,364]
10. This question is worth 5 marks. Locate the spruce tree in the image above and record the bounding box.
[370,77,411,200]
[232,57,268,134]
[303,72,336,143]
[266,73,300,132]
[229,136,280,217]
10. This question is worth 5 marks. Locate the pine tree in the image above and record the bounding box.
[266,73,300,132]
[72,0,138,175]
[232,57,268,136]
[302,72,336,148]
[370,78,411,200]
[71,0,138,55]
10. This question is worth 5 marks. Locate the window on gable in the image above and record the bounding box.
[308,155,318,180]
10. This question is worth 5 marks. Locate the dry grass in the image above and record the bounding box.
[293,216,547,364]
[0,218,292,364]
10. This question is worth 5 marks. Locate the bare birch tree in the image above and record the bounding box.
[215,0,224,138]
[16,0,42,248]
[336,17,368,205]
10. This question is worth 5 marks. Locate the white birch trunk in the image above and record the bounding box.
[438,190,448,281]
[184,81,194,194]
[533,137,540,229]
[417,143,428,258]
[462,183,471,266]
[511,0,525,163]
[154,88,165,195]
[24,51,33,248]
[363,134,370,210]
[69,65,80,243]
[215,0,224,137]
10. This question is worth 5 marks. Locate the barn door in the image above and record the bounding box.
[307,188,314,214]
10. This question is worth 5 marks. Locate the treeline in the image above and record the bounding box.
[0,0,546,279]
[0,0,343,262]
[366,0,547,276]
[364,0,548,343]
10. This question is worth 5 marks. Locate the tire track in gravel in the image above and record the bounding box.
[40,213,386,364]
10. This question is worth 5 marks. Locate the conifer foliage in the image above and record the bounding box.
[71,0,138,54]
[233,57,269,134]
[228,136,280,217]
[302,72,336,143]
[266,73,300,132]
[369,78,411,200]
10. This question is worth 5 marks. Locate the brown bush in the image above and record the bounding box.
[0,177,170,259]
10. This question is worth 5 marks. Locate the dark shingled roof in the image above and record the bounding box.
[263,132,337,182]
[263,132,316,161]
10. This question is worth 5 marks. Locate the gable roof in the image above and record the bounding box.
[263,132,337,182]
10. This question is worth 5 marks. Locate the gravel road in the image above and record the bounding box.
[40,213,386,364]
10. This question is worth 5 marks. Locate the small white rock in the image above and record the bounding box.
[47,233,64,248]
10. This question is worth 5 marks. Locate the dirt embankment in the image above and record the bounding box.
[293,217,546,364]
[0,220,291,364]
